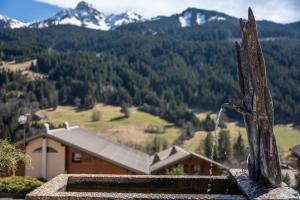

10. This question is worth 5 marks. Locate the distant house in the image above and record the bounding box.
[290,144,300,170]
[12,123,227,180]
[150,146,225,175]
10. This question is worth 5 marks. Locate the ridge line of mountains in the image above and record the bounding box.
[1,1,299,31]
[0,1,299,135]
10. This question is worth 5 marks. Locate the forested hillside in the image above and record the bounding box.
[0,11,299,141]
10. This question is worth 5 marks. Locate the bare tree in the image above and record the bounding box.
[222,8,281,187]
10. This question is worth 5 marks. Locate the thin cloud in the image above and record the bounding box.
[35,0,300,23]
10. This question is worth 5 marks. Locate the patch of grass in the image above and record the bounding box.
[189,112,300,159]
[0,59,45,80]
[182,131,208,154]
[37,104,180,151]
[274,125,300,154]
[38,106,299,158]
[146,128,179,147]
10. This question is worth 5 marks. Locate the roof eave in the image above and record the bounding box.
[16,133,150,175]
[150,153,190,173]
[14,133,45,146]
[46,133,150,175]
[150,152,228,173]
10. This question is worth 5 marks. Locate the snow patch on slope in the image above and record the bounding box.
[196,13,206,25]
[208,16,226,22]
[178,10,227,28]
[106,11,144,29]
[59,17,82,26]
[0,14,26,29]
[179,12,193,27]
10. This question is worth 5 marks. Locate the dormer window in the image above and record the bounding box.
[152,153,160,165]
[169,146,178,156]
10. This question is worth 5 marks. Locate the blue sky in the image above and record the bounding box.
[0,0,299,23]
[0,0,60,22]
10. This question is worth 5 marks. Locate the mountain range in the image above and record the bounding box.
[0,1,300,142]
[0,14,27,29]
[0,1,143,30]
[0,1,284,31]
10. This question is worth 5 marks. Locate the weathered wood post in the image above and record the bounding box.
[223,8,282,187]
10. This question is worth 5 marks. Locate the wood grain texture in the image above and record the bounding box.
[224,8,282,187]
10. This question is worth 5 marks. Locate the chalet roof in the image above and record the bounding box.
[16,123,227,175]
[17,125,150,174]
[150,145,227,172]
[290,144,300,158]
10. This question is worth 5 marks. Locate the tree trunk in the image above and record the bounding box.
[223,8,282,187]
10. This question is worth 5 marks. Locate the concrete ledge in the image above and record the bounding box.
[26,174,246,200]
[229,169,300,200]
[0,192,26,198]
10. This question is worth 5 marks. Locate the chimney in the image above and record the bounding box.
[44,123,50,134]
[63,121,70,130]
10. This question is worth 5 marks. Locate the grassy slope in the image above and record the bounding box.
[0,59,45,80]
[183,112,300,159]
[37,104,180,152]
[37,105,299,158]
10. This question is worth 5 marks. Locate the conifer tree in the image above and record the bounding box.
[121,103,130,118]
[233,132,247,162]
[217,130,231,162]
[204,132,214,158]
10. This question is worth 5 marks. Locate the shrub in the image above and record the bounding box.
[146,137,168,154]
[144,124,166,134]
[166,165,185,175]
[0,140,31,176]
[282,173,291,186]
[91,109,101,121]
[201,115,215,131]
[0,176,42,193]
[121,103,130,118]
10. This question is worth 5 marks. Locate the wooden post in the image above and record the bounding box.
[223,8,282,187]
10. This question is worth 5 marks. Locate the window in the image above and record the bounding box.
[33,147,42,153]
[194,164,201,173]
[72,152,82,163]
[184,164,189,173]
[32,147,58,153]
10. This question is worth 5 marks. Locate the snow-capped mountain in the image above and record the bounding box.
[29,1,144,30]
[106,11,144,30]
[178,9,226,28]
[0,14,26,29]
[0,2,231,31]
[30,1,108,30]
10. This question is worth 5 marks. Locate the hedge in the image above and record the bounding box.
[0,176,42,193]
